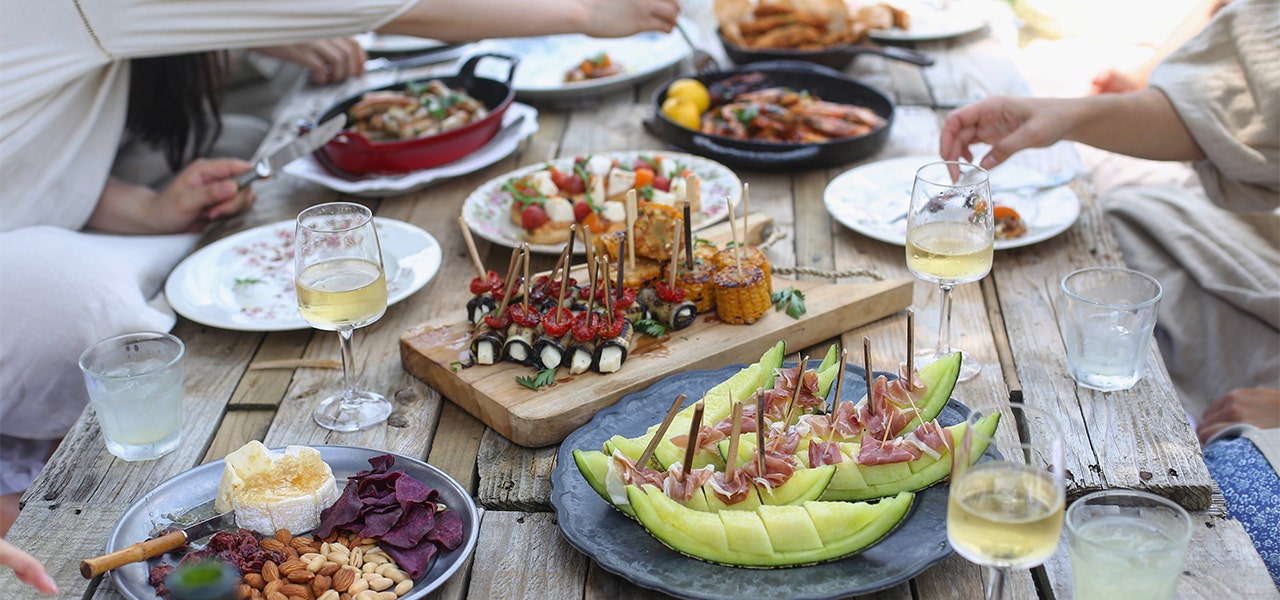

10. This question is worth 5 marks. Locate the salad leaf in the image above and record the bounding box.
[516,368,557,390]
[771,287,807,319]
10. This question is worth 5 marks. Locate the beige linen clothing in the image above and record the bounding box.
[0,0,415,233]
[1105,0,1280,419]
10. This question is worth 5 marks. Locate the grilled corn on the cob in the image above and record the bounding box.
[677,260,717,313]
[714,245,772,293]
[713,264,770,325]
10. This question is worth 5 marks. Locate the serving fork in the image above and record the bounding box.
[676,21,719,76]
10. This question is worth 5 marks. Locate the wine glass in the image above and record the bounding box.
[905,161,994,381]
[947,402,1066,600]
[294,202,391,432]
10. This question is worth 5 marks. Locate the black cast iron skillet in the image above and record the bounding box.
[718,29,933,70]
[648,61,895,170]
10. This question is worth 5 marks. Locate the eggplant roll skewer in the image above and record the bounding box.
[639,287,697,331]
[593,320,634,374]
[469,320,505,365]
[502,322,537,365]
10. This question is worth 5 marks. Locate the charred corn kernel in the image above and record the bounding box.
[713,265,770,325]
[714,246,771,293]
[677,262,717,313]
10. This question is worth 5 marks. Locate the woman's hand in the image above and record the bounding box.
[581,0,679,37]
[0,539,58,594]
[1198,388,1280,444]
[939,96,1076,171]
[89,159,256,235]
[255,38,368,85]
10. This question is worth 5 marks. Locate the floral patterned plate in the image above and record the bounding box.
[461,150,741,254]
[164,218,441,331]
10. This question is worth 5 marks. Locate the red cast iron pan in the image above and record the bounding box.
[317,53,518,175]
[718,29,933,70]
[648,60,895,170]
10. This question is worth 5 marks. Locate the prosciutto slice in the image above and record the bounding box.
[807,440,843,467]
[670,407,758,452]
[903,420,952,460]
[741,448,796,491]
[802,401,864,441]
[857,435,923,465]
[662,463,715,504]
[708,470,755,504]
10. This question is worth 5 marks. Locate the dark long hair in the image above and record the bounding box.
[125,52,227,172]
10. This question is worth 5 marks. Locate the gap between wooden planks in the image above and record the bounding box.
[400,276,913,447]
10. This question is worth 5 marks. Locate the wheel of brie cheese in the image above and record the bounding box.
[214,441,342,535]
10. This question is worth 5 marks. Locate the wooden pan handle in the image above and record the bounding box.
[80,529,188,579]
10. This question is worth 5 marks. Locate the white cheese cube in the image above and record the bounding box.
[587,155,613,177]
[529,170,558,197]
[545,197,575,223]
[649,190,676,206]
[606,168,636,198]
[601,201,627,223]
[589,175,606,204]
[670,177,687,202]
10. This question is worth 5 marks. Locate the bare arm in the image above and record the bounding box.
[1090,0,1227,94]
[379,0,679,42]
[940,89,1204,170]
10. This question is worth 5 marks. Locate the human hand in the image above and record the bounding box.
[581,0,679,36]
[939,96,1075,171]
[255,37,367,85]
[0,539,58,594]
[157,158,257,233]
[1197,388,1280,444]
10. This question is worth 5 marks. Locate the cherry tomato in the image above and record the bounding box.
[521,204,549,230]
[655,281,687,303]
[484,309,513,330]
[573,201,593,222]
[653,176,671,192]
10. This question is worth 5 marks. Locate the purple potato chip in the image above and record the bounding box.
[425,508,464,550]
[381,540,438,580]
[379,503,436,549]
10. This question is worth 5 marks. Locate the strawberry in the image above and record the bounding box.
[521,204,550,230]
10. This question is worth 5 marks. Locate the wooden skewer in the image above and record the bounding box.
[784,354,810,426]
[599,256,614,317]
[625,189,638,272]
[906,308,915,389]
[742,182,750,242]
[520,244,531,313]
[727,194,743,273]
[755,383,767,477]
[492,246,522,317]
[725,399,743,483]
[458,216,487,280]
[667,223,682,288]
[615,230,627,301]
[636,393,687,469]
[549,225,574,289]
[680,401,705,483]
[863,336,874,403]
[682,202,694,270]
[827,348,849,443]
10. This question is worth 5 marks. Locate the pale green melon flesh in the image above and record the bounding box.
[756,464,835,505]
[627,484,916,567]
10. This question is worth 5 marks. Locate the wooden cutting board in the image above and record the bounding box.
[400,276,913,447]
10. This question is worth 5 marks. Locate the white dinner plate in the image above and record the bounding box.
[165,218,441,331]
[282,103,540,198]
[357,33,454,54]
[824,155,1081,250]
[465,32,689,100]
[867,1,987,42]
[462,150,741,254]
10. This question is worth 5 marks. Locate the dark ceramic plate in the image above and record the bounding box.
[551,362,982,600]
[105,446,480,600]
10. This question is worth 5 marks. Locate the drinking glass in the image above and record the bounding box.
[294,202,391,432]
[905,161,994,382]
[78,331,185,461]
[1067,489,1191,600]
[947,402,1065,600]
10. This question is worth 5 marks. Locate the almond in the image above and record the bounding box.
[287,569,316,584]
[235,583,254,600]
[262,561,281,583]
[332,567,357,593]
[266,592,288,600]
[312,574,332,595]
[274,529,294,545]
[264,579,284,597]
[245,573,266,589]
[292,537,319,553]
[277,583,309,597]
[278,559,308,576]
[260,539,287,553]
[318,564,340,577]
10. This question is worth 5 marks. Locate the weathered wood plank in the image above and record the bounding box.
[230,330,314,408]
[466,511,588,599]
[426,401,486,494]
[1042,513,1279,599]
[475,429,557,511]
[913,554,1037,600]
[0,502,126,599]
[202,409,276,465]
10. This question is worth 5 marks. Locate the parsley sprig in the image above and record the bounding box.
[516,368,557,390]
[634,319,670,338]
[771,287,807,319]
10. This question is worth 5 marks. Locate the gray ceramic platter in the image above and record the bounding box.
[106,446,479,600]
[551,362,980,600]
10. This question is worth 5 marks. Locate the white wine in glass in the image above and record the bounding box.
[295,202,391,432]
[947,402,1066,600]
[905,161,994,381]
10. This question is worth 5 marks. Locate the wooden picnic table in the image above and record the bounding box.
[4,6,1275,599]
